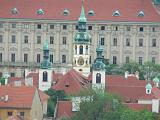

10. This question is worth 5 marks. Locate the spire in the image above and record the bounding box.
[41,40,52,69]
[78,0,87,22]
[92,42,105,70]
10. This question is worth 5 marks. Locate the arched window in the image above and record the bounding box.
[79,45,83,54]
[43,71,48,82]
[75,45,77,54]
[96,73,101,83]
[86,45,88,54]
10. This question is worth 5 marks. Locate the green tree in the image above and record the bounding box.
[45,88,67,117]
[0,77,5,85]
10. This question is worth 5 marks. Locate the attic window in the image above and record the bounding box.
[37,9,44,15]
[113,10,120,16]
[11,8,18,14]
[65,83,70,87]
[63,9,70,16]
[88,10,94,16]
[137,11,144,17]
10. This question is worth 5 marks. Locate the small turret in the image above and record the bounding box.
[153,77,159,87]
[145,83,152,94]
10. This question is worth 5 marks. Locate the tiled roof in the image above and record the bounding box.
[26,73,39,87]
[0,86,36,108]
[38,90,50,102]
[8,77,25,86]
[124,103,152,111]
[0,0,160,22]
[52,72,64,83]
[56,101,73,119]
[52,69,90,95]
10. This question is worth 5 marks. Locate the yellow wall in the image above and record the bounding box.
[0,108,31,120]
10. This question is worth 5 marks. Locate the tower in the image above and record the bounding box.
[92,43,106,91]
[39,40,53,91]
[73,1,91,77]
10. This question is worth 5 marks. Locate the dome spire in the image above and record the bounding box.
[79,0,87,22]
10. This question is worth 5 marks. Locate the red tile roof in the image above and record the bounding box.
[52,69,90,95]
[0,86,37,108]
[124,103,152,111]
[0,0,159,22]
[56,101,73,120]
[38,90,50,102]
[52,72,64,83]
[26,73,39,87]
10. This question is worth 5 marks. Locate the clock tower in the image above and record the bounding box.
[73,1,91,77]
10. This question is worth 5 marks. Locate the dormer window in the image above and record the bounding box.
[88,10,94,16]
[113,10,120,16]
[37,9,44,15]
[137,11,144,17]
[11,8,18,14]
[63,9,70,16]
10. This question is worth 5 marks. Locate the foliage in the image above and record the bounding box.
[65,89,158,120]
[45,88,67,117]
[0,77,5,85]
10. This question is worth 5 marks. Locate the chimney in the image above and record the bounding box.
[125,71,129,79]
[5,95,9,102]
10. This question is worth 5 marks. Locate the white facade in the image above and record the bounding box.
[92,70,106,91]
[38,69,53,91]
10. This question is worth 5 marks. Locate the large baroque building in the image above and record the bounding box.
[0,0,160,77]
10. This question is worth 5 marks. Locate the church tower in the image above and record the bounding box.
[92,43,106,91]
[39,40,53,91]
[73,1,91,77]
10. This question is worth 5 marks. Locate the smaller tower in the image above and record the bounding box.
[145,83,152,94]
[39,40,53,91]
[153,77,159,87]
[92,43,106,91]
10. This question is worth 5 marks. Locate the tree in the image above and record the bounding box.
[0,77,5,85]
[45,88,67,117]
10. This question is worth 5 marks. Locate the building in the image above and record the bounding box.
[0,0,160,77]
[0,86,43,120]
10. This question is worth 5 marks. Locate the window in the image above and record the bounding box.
[0,35,3,43]
[113,56,117,64]
[63,25,67,30]
[37,9,44,15]
[0,53,2,62]
[12,23,16,28]
[11,35,16,43]
[152,57,155,64]
[88,26,92,30]
[79,45,83,54]
[126,26,131,31]
[76,25,78,30]
[139,39,143,47]
[113,38,117,46]
[43,71,48,82]
[101,26,105,30]
[86,45,88,54]
[0,23,3,28]
[96,73,101,83]
[62,37,67,44]
[126,38,130,46]
[8,112,12,116]
[100,38,105,45]
[126,56,129,63]
[11,8,18,14]
[24,35,28,43]
[139,57,143,65]
[115,26,118,31]
[63,9,70,16]
[50,36,54,44]
[37,54,40,63]
[10,73,15,77]
[24,54,28,62]
[50,24,54,29]
[20,112,25,117]
[152,39,156,47]
[37,24,41,29]
[152,27,155,32]
[89,56,91,64]
[50,54,53,63]
[139,27,143,32]
[37,36,41,44]
[24,24,29,29]
[113,10,120,16]
[137,11,144,17]
[11,53,15,62]
[88,10,94,16]
[62,55,66,63]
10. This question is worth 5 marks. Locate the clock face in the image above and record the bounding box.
[78,57,84,65]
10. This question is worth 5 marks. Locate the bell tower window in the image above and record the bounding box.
[75,45,77,54]
[43,71,48,82]
[86,45,88,54]
[79,45,83,54]
[96,73,101,83]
